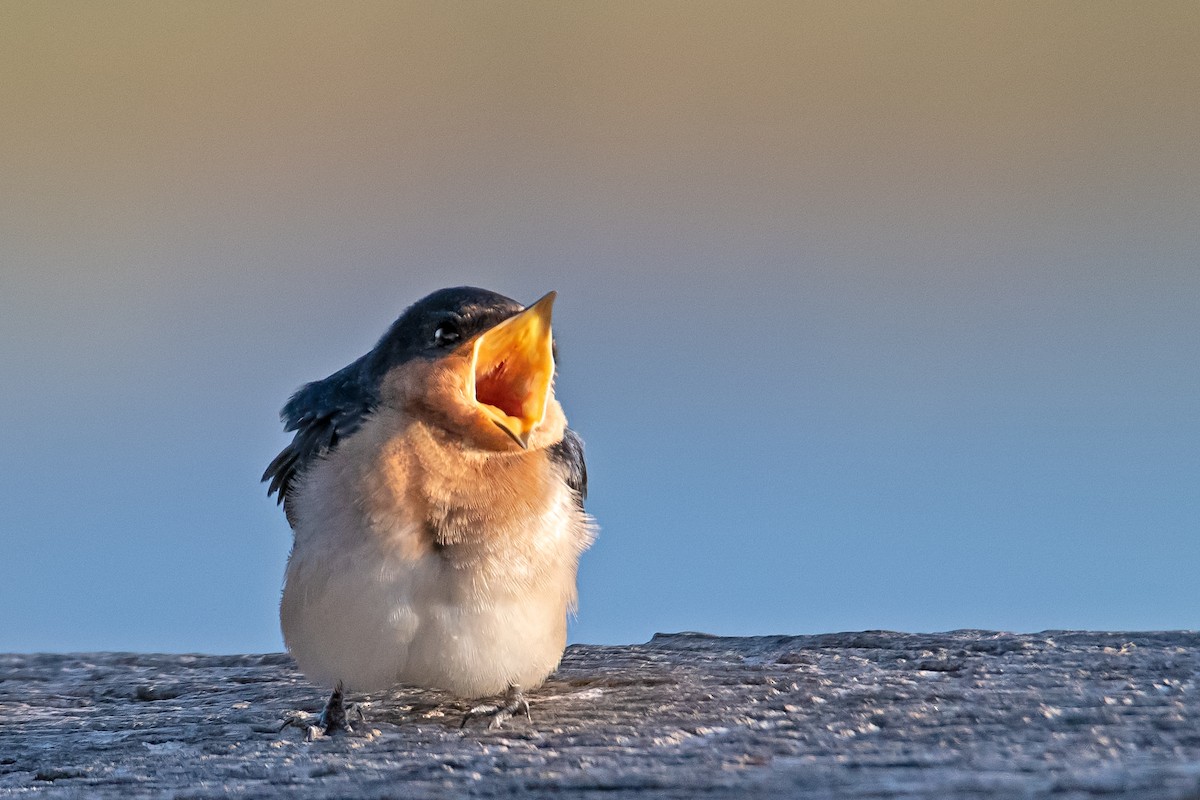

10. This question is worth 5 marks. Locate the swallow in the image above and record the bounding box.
[263,287,594,733]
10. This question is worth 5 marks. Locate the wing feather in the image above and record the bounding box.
[262,355,377,525]
[549,427,588,508]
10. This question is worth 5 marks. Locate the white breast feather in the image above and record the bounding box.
[279,414,591,697]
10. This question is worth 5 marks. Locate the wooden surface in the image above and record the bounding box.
[4,631,1200,798]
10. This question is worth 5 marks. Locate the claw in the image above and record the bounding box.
[460,684,532,730]
[278,710,313,733]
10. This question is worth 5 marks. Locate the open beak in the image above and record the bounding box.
[467,292,556,448]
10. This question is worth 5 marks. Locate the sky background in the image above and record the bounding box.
[2,2,1197,653]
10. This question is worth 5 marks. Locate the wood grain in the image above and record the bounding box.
[4,631,1200,798]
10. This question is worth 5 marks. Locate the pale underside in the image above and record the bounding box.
[280,406,593,697]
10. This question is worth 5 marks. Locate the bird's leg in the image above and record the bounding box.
[460,684,532,730]
[281,681,364,740]
[315,681,366,736]
[316,681,353,734]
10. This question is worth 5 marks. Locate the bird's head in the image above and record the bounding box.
[367,287,564,451]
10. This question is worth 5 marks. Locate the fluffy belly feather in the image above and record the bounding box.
[280,537,571,697]
[278,413,590,698]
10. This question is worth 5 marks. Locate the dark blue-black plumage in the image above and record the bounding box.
[262,286,586,520]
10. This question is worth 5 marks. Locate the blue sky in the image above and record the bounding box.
[2,3,1197,652]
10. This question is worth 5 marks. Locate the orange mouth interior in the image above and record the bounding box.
[475,358,526,420]
[468,292,556,447]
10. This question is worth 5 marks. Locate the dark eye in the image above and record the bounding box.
[433,321,460,346]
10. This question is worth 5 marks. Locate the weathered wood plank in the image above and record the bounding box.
[3,631,1200,798]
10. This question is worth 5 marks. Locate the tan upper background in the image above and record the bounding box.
[2,2,1197,650]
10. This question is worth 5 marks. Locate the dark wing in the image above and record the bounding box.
[549,427,588,508]
[262,355,377,525]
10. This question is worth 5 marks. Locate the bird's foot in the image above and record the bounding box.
[316,681,359,734]
[460,684,532,730]
[280,682,364,741]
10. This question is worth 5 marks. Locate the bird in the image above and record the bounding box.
[262,286,594,733]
